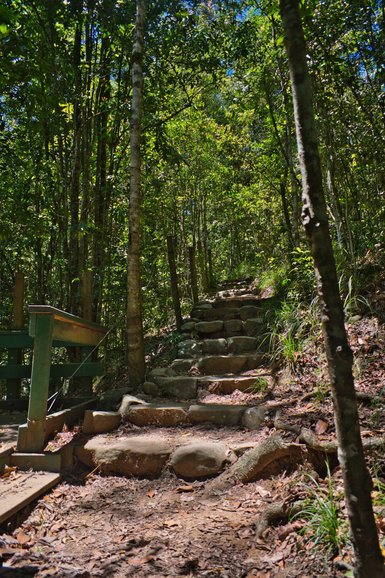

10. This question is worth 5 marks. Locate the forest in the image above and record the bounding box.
[1,0,385,577]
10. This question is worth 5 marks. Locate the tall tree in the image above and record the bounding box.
[126,0,146,386]
[279,1,385,576]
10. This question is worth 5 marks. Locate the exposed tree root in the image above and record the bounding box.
[255,500,303,538]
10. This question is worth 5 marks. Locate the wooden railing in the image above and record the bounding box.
[0,305,107,453]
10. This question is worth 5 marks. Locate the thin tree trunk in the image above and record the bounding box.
[188,245,199,304]
[280,2,385,577]
[126,0,146,387]
[167,235,183,330]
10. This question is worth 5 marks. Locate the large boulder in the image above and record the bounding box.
[241,406,266,430]
[170,442,228,480]
[77,436,172,478]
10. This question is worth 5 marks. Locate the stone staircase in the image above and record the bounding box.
[74,280,281,482]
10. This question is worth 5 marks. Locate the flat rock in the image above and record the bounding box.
[201,338,228,355]
[98,387,132,410]
[224,319,243,337]
[198,375,263,394]
[126,404,189,427]
[180,321,196,332]
[170,442,228,480]
[239,305,262,321]
[195,320,224,334]
[83,410,121,434]
[156,376,197,399]
[188,404,247,426]
[148,367,177,380]
[170,358,194,373]
[192,307,238,321]
[119,395,148,418]
[78,436,172,478]
[243,317,266,337]
[227,336,258,354]
[196,355,248,374]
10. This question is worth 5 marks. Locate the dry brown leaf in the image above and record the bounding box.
[163,519,179,527]
[315,419,328,435]
[176,485,194,493]
[16,531,30,546]
[147,488,155,498]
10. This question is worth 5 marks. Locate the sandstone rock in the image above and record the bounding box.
[197,355,248,374]
[119,395,148,418]
[148,367,177,381]
[201,338,228,355]
[170,442,228,480]
[198,375,262,394]
[195,320,224,334]
[180,321,196,332]
[177,340,202,358]
[82,410,122,434]
[170,358,194,373]
[194,301,213,309]
[224,319,243,337]
[140,381,160,396]
[241,406,266,430]
[126,404,189,427]
[192,307,238,321]
[227,336,258,354]
[78,436,172,478]
[188,404,247,426]
[156,376,197,399]
[243,317,266,337]
[246,354,265,370]
[239,306,262,321]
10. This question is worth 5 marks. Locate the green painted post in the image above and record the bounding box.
[24,313,54,452]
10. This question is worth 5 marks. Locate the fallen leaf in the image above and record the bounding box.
[16,531,30,546]
[163,519,179,527]
[315,419,328,435]
[176,485,194,493]
[147,488,155,498]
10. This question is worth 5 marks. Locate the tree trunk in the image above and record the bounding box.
[167,235,183,330]
[279,2,385,577]
[126,0,146,387]
[188,245,199,304]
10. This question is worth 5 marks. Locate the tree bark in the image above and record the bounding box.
[279,1,385,577]
[188,245,199,304]
[167,235,183,330]
[126,0,146,387]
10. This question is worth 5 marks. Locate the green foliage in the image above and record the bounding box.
[246,376,269,394]
[267,296,320,371]
[293,466,348,557]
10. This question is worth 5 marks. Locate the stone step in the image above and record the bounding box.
[180,318,267,340]
[177,336,262,359]
[171,353,265,375]
[74,429,264,481]
[198,375,270,394]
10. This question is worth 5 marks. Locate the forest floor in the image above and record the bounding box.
[1,295,385,577]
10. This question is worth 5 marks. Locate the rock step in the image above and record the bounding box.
[171,353,266,375]
[121,402,266,428]
[190,305,263,322]
[198,374,271,394]
[180,318,268,340]
[74,432,263,481]
[177,336,263,358]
